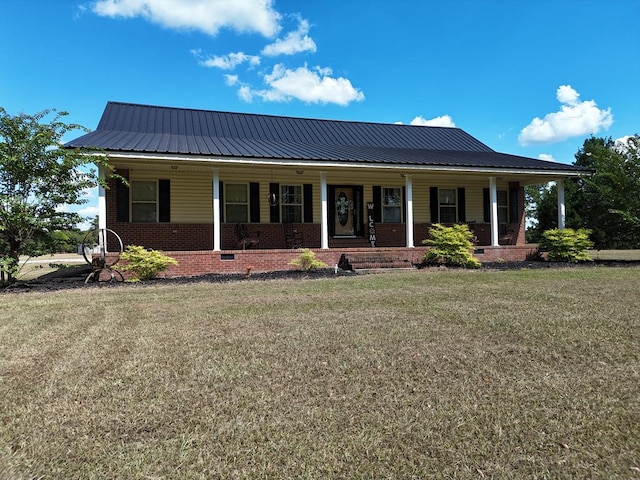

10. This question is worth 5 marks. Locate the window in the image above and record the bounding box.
[226,184,248,223]
[498,190,508,223]
[131,181,157,223]
[439,188,457,223]
[382,187,402,223]
[281,185,303,223]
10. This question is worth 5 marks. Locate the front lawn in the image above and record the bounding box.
[1,268,639,479]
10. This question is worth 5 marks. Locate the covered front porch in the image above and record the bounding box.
[97,162,570,277]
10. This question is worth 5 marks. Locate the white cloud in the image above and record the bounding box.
[614,135,640,155]
[224,74,239,86]
[91,0,282,37]
[241,64,364,106]
[261,16,316,56]
[238,86,254,102]
[518,85,613,146]
[538,153,556,162]
[193,50,260,70]
[410,115,456,128]
[78,205,99,217]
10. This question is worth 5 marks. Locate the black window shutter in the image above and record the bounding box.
[116,179,129,222]
[269,183,280,223]
[509,187,519,223]
[402,186,407,223]
[328,185,336,236]
[457,187,466,223]
[354,186,363,236]
[303,184,313,223]
[483,188,490,223]
[250,182,260,223]
[219,181,224,222]
[430,187,439,223]
[158,179,170,223]
[372,186,382,223]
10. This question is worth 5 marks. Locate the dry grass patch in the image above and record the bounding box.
[1,268,639,479]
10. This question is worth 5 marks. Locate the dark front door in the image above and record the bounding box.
[329,185,363,237]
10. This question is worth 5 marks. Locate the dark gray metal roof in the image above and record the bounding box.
[66,101,588,173]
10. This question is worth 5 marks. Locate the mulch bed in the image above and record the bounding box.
[4,260,640,294]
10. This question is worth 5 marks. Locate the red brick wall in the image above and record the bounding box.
[105,245,536,279]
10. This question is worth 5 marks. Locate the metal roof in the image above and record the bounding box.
[66,101,588,173]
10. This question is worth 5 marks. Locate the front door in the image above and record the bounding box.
[334,187,355,236]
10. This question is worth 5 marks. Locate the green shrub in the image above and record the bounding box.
[118,245,178,281]
[422,223,481,268]
[290,248,328,272]
[539,228,593,263]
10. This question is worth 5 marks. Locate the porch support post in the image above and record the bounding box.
[405,174,414,247]
[212,169,221,251]
[98,165,107,252]
[320,172,329,249]
[557,178,566,229]
[489,176,499,246]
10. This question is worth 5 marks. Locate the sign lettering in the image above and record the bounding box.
[367,204,377,247]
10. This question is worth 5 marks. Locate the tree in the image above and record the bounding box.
[0,107,111,285]
[528,135,640,249]
[571,136,640,249]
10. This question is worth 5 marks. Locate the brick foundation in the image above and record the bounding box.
[106,245,538,279]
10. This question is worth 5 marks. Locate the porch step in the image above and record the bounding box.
[338,253,415,272]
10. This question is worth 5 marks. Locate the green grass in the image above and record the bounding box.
[1,268,639,479]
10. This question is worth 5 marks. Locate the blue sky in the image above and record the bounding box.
[2,0,638,224]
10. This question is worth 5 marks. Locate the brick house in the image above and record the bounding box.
[66,101,589,276]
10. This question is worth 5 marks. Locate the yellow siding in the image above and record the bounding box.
[128,167,515,224]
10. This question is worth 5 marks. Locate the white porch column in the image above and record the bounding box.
[489,176,499,246]
[97,165,107,231]
[320,172,329,249]
[557,178,566,230]
[212,169,221,251]
[405,174,414,247]
[97,165,107,252]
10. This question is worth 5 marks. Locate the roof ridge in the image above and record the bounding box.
[104,100,461,131]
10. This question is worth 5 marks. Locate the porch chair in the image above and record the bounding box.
[465,221,478,245]
[283,223,304,249]
[236,223,260,250]
[499,224,516,245]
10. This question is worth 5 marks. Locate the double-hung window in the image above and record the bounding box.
[226,184,248,223]
[131,181,157,223]
[439,188,457,223]
[281,185,303,223]
[382,187,402,223]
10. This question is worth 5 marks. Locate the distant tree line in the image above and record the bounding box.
[527,135,640,249]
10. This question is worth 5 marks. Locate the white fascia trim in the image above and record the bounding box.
[103,151,588,178]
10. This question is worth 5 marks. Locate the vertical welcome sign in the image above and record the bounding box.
[367,203,377,247]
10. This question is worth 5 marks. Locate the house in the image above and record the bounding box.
[66,101,589,276]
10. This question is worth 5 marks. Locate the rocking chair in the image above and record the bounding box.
[236,223,260,250]
[283,223,303,249]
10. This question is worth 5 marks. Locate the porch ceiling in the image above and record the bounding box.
[107,154,584,186]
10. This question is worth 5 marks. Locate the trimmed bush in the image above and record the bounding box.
[118,245,178,281]
[539,228,593,263]
[290,249,328,272]
[422,223,481,268]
